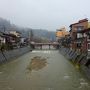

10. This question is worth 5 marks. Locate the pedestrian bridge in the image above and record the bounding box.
[30,42,59,49]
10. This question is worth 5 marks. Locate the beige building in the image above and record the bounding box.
[56,27,69,39]
[9,31,21,37]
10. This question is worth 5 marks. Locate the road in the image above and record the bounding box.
[0,50,90,90]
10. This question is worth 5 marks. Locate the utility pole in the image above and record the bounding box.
[3,25,5,32]
[30,30,34,42]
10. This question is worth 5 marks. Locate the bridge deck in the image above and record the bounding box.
[31,43,59,45]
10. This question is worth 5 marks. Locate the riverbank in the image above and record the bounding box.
[59,46,90,79]
[0,46,32,64]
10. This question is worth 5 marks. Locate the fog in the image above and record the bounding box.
[0,0,90,31]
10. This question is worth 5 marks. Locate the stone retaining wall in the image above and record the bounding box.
[0,46,31,64]
[59,46,90,79]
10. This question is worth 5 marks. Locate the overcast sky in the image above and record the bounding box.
[0,0,90,31]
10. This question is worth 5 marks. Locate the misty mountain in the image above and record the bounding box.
[29,29,56,41]
[0,18,11,32]
[0,17,56,41]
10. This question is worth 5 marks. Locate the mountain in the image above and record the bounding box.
[0,18,11,32]
[0,17,56,41]
[26,29,56,41]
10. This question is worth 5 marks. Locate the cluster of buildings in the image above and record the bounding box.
[56,18,90,59]
[0,31,29,50]
[56,27,70,47]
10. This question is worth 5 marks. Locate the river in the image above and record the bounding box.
[0,50,90,90]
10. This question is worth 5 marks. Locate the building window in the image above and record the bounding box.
[83,33,87,37]
[76,26,84,31]
[77,33,83,38]
[77,43,82,48]
[87,32,90,39]
[88,44,90,49]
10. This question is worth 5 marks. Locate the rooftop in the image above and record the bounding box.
[70,18,88,27]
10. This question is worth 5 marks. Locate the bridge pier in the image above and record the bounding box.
[40,45,42,50]
[49,44,50,50]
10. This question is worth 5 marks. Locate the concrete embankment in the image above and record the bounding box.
[0,46,32,64]
[59,46,90,79]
